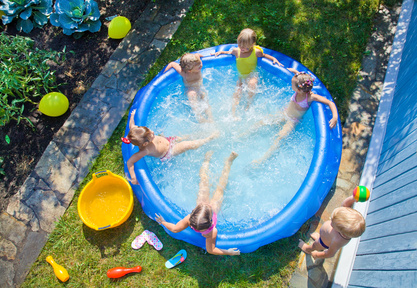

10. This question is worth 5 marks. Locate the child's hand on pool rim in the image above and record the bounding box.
[228,248,240,256]
[155,213,165,225]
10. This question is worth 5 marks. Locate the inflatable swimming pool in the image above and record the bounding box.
[122,44,342,253]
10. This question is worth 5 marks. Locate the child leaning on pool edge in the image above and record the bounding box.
[251,67,339,164]
[213,28,283,116]
[298,195,366,259]
[164,53,213,123]
[156,151,240,256]
[124,110,219,185]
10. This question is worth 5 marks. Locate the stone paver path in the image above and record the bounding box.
[0,1,194,287]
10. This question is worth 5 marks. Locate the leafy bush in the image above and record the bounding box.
[0,32,64,127]
[0,0,52,33]
[50,0,101,38]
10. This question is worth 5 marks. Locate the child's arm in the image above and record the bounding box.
[164,61,182,73]
[129,110,136,130]
[257,50,283,67]
[206,229,240,256]
[342,195,357,207]
[213,48,236,57]
[310,94,339,128]
[126,150,148,185]
[287,68,299,74]
[155,213,190,233]
[311,242,343,259]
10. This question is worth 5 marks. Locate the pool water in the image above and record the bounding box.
[138,63,316,230]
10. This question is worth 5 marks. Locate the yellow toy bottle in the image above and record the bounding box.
[46,255,69,282]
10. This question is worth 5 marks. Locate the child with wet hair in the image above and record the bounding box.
[250,67,339,164]
[298,196,366,259]
[213,28,283,116]
[124,110,219,185]
[164,53,213,122]
[156,151,240,256]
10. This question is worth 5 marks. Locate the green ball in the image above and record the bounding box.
[39,92,69,117]
[108,16,131,39]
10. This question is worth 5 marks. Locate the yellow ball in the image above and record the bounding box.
[108,16,131,39]
[353,186,370,202]
[39,92,69,117]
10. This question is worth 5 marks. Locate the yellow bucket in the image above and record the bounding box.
[77,170,133,230]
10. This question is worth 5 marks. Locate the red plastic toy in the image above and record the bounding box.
[107,266,142,278]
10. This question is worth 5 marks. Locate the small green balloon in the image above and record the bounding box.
[39,92,69,117]
[108,16,131,39]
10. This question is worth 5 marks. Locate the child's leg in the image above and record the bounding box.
[187,89,206,123]
[298,233,326,254]
[172,131,220,156]
[245,76,258,110]
[232,81,243,117]
[196,151,213,204]
[210,152,238,213]
[253,120,295,164]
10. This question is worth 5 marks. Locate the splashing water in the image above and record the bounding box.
[142,64,315,230]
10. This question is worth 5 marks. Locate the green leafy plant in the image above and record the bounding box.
[0,32,64,127]
[0,156,5,176]
[0,0,52,33]
[50,0,101,38]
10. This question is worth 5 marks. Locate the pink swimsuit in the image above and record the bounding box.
[160,136,177,162]
[190,212,217,235]
[291,92,310,110]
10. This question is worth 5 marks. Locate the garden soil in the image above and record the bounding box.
[0,0,151,213]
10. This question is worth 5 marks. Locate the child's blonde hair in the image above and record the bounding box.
[331,207,366,238]
[180,53,200,72]
[127,126,153,150]
[294,72,314,93]
[237,28,257,49]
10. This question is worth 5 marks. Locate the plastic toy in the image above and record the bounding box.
[353,186,370,202]
[46,255,69,282]
[39,92,69,117]
[165,249,187,269]
[131,230,163,250]
[107,266,142,278]
[77,170,133,230]
[108,16,131,39]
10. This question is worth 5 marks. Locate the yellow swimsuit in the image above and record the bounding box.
[236,46,263,77]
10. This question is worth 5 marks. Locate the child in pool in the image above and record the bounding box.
[124,110,219,185]
[298,195,366,259]
[251,67,339,164]
[155,151,240,256]
[164,53,213,123]
[213,28,283,116]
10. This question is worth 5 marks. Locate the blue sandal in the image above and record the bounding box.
[165,249,187,268]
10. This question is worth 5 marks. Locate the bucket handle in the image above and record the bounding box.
[92,170,112,179]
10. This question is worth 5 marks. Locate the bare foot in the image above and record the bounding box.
[228,151,238,162]
[311,232,320,241]
[205,150,214,161]
[298,239,312,254]
[210,130,221,140]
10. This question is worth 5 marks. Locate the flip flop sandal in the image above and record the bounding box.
[146,231,163,250]
[165,249,187,268]
[131,230,149,249]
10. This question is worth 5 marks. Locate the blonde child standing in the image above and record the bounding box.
[214,28,283,116]
[298,195,366,259]
[124,110,219,185]
[252,68,339,164]
[164,53,213,122]
[156,151,240,256]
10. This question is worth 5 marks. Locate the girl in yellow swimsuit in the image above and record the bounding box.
[214,28,283,117]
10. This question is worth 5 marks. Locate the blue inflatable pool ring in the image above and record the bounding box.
[122,45,342,253]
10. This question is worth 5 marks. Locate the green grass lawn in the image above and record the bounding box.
[23,0,398,287]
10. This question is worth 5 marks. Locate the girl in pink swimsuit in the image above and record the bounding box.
[124,110,219,185]
[251,68,339,164]
[155,151,241,256]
